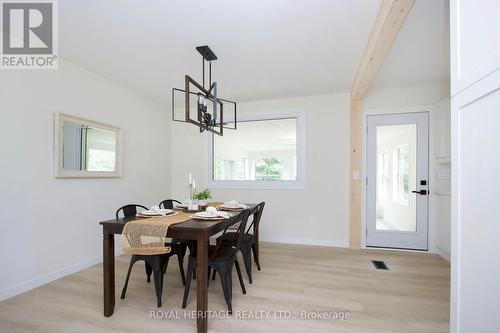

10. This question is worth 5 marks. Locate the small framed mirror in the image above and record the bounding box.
[54,113,122,178]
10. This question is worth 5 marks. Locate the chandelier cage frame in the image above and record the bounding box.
[171,46,237,136]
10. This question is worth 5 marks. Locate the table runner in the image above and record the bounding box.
[121,212,192,255]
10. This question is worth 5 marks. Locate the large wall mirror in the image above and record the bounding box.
[54,113,122,177]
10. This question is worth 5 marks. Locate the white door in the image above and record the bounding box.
[366,112,429,250]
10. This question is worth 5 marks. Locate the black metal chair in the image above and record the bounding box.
[214,202,265,284]
[159,199,182,209]
[117,204,186,307]
[116,204,148,219]
[159,198,193,277]
[121,252,169,307]
[182,210,250,314]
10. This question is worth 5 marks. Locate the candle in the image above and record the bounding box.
[192,179,196,191]
[189,172,192,185]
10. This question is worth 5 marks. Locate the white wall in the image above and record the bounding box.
[0,60,170,300]
[432,98,451,260]
[364,81,449,109]
[171,93,350,247]
[450,0,500,331]
[361,83,450,258]
[451,84,500,333]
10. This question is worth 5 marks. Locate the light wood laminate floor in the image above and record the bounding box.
[0,242,450,333]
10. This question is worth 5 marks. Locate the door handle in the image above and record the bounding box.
[411,190,428,195]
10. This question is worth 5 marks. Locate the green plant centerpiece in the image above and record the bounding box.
[193,188,213,205]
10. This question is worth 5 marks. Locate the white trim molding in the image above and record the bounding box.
[0,249,124,302]
[206,109,306,190]
[54,113,123,178]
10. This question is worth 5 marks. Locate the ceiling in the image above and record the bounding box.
[59,0,449,104]
[371,0,450,90]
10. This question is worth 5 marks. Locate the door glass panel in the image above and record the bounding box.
[376,124,417,231]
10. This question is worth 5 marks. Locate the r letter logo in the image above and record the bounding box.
[1,0,58,69]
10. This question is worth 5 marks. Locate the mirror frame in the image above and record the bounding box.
[54,113,123,178]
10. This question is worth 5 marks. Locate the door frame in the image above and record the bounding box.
[360,105,434,252]
[365,111,429,250]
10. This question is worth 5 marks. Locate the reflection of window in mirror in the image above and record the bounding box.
[62,122,116,172]
[62,121,84,170]
[55,114,122,177]
[85,128,116,171]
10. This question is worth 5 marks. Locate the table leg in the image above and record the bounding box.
[103,232,115,317]
[196,232,208,333]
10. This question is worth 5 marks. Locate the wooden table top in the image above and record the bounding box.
[99,204,256,236]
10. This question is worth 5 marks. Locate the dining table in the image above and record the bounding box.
[99,204,257,333]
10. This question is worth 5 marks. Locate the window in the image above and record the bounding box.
[209,111,305,189]
[377,151,390,200]
[395,144,410,205]
[85,128,116,172]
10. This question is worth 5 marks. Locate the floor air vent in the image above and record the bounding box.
[372,260,388,270]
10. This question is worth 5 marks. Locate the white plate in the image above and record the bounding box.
[220,204,246,210]
[194,212,220,218]
[139,209,173,216]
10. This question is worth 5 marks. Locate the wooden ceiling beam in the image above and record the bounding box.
[349,0,415,250]
[351,0,415,101]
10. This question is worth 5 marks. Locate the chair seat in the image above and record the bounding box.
[218,232,253,244]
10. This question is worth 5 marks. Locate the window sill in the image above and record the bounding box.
[208,179,306,190]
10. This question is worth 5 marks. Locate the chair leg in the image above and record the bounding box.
[153,270,163,307]
[182,258,195,308]
[207,266,211,287]
[234,259,246,294]
[187,240,196,279]
[241,246,253,284]
[180,242,188,258]
[177,252,186,286]
[145,262,153,283]
[211,269,217,280]
[121,257,137,299]
[252,243,261,271]
[225,268,233,314]
[162,257,170,274]
[218,270,232,314]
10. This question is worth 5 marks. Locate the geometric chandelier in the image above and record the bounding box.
[171,46,237,136]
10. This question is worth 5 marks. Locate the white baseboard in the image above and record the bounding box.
[261,237,348,248]
[434,246,451,262]
[0,249,123,302]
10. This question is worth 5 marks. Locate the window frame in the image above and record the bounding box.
[206,109,306,190]
[394,143,410,206]
[377,150,390,200]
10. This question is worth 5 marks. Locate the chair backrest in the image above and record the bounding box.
[158,199,182,209]
[232,209,250,254]
[210,209,250,261]
[245,202,265,235]
[116,204,148,219]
